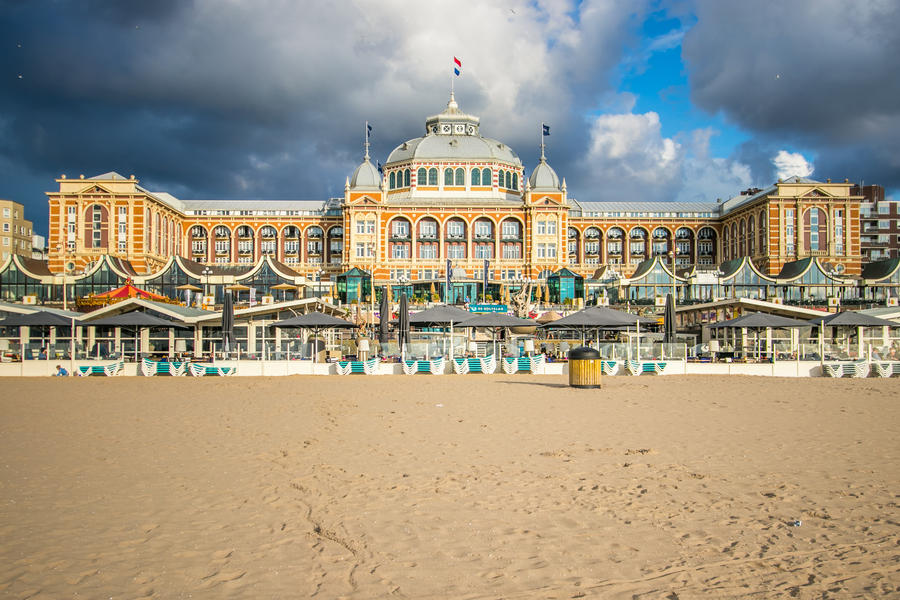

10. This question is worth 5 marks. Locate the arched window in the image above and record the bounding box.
[428,167,438,185]
[512,173,518,190]
[722,227,730,260]
[498,170,505,188]
[404,169,410,187]
[417,167,427,185]
[482,168,491,185]
[505,171,512,189]
[454,167,464,186]
[739,220,746,256]
[804,207,826,251]
[471,168,481,186]
[444,168,453,186]
[389,172,396,189]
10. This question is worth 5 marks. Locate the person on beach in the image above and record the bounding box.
[54,364,68,376]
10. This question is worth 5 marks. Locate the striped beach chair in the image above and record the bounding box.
[141,358,186,376]
[76,360,125,376]
[600,360,619,375]
[187,363,237,377]
[452,355,497,374]
[625,360,667,375]
[335,358,378,375]
[402,357,445,375]
[501,354,545,374]
[872,362,900,377]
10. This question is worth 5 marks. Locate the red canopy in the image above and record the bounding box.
[92,283,169,301]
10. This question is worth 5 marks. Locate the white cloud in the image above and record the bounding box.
[772,150,814,180]
[581,111,753,202]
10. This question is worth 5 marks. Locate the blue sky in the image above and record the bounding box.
[1,0,897,236]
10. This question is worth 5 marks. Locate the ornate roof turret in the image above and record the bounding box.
[424,92,481,137]
[528,157,560,191]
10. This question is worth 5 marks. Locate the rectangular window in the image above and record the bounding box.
[537,221,546,235]
[606,240,621,255]
[834,210,844,255]
[285,241,299,253]
[260,240,276,255]
[2,208,8,218]
[878,204,890,214]
[1,224,7,231]
[215,240,230,253]
[547,221,557,235]
[92,205,103,248]
[474,221,491,238]
[447,244,465,259]
[366,220,376,234]
[878,220,889,229]
[446,221,464,238]
[356,221,366,234]
[419,221,437,238]
[785,209,795,255]
[809,210,819,251]
[117,206,128,252]
[67,206,76,242]
[547,243,557,258]
[502,244,521,259]
[501,221,519,239]
[391,245,409,259]
[238,241,253,253]
[474,244,493,259]
[307,241,322,254]
[391,221,409,237]
[192,241,206,253]
[419,244,437,259]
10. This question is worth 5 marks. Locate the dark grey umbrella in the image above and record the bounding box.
[398,293,410,358]
[408,304,472,326]
[85,311,188,328]
[663,293,676,344]
[541,306,655,329]
[0,310,82,360]
[0,310,81,327]
[457,313,537,357]
[85,311,188,361]
[378,286,390,345]
[273,312,357,329]
[222,291,235,353]
[273,311,357,362]
[709,313,809,329]
[806,310,899,328]
[708,312,808,360]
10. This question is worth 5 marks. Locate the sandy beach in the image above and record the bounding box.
[1,374,899,599]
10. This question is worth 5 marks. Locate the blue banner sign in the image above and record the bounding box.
[469,304,508,313]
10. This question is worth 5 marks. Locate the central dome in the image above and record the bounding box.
[385,95,521,166]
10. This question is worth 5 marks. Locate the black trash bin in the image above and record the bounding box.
[568,346,603,388]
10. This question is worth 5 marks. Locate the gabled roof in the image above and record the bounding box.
[549,267,582,279]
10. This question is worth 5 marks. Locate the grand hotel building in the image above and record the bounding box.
[19,94,891,306]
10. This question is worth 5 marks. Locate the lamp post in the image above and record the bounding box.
[669,250,677,306]
[202,267,213,298]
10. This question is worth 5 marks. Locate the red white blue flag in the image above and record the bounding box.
[453,56,461,76]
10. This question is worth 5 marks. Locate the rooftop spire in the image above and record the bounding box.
[364,121,372,161]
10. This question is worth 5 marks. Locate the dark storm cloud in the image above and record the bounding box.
[683,0,900,190]
[0,0,647,234]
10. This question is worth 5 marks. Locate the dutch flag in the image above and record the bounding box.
[453,56,461,76]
